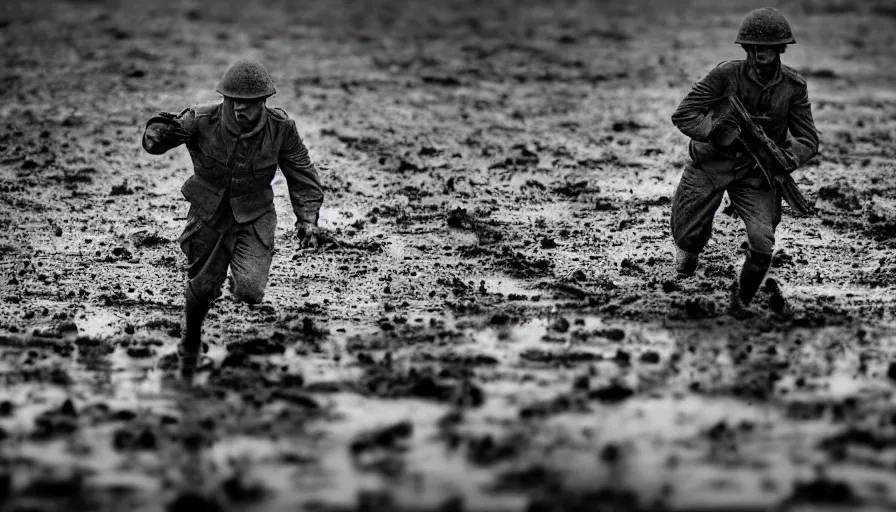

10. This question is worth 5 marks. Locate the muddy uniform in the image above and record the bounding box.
[142,102,324,304]
[670,59,819,257]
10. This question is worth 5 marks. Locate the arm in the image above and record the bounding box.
[142,108,197,155]
[671,63,731,143]
[784,85,820,168]
[278,120,325,228]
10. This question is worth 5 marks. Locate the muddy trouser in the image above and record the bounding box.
[671,164,781,257]
[175,206,276,374]
[178,206,277,305]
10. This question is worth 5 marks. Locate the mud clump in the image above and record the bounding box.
[221,473,267,504]
[446,207,503,245]
[639,351,660,363]
[552,180,599,198]
[133,231,169,247]
[226,335,287,356]
[359,365,485,408]
[350,420,413,454]
[590,382,635,403]
[786,476,860,506]
[670,296,718,318]
[29,398,80,439]
[109,181,135,196]
[113,427,158,451]
[520,393,589,418]
[816,179,862,211]
[520,348,602,366]
[167,493,223,512]
[464,431,529,466]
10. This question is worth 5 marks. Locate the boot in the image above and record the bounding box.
[727,280,754,319]
[674,246,699,276]
[181,285,210,380]
[738,250,772,305]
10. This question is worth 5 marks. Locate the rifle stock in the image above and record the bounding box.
[727,95,815,217]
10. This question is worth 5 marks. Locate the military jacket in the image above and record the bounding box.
[671,60,819,175]
[142,103,323,226]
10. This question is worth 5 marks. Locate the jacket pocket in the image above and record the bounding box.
[181,175,223,218]
[231,187,275,224]
[252,209,277,250]
[177,216,205,259]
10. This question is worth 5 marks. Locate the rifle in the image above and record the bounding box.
[726,95,815,217]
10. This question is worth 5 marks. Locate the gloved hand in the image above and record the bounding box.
[296,222,321,249]
[709,114,741,149]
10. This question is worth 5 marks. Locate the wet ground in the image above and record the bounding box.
[2,0,896,510]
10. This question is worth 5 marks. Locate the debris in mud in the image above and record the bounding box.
[590,382,635,403]
[226,334,287,356]
[612,119,648,132]
[221,472,267,504]
[549,316,570,333]
[555,282,587,299]
[133,231,169,247]
[816,179,862,211]
[350,420,413,455]
[671,296,717,319]
[520,348,602,365]
[540,237,557,249]
[357,364,485,408]
[520,392,590,418]
[109,181,134,196]
[167,492,223,512]
[113,426,158,451]
[464,431,529,466]
[818,427,895,452]
[552,180,598,198]
[786,475,861,505]
[527,486,641,512]
[446,207,503,245]
[639,351,660,363]
[32,404,80,439]
[489,311,512,325]
[496,245,554,278]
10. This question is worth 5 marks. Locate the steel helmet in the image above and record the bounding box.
[735,7,796,46]
[215,60,276,99]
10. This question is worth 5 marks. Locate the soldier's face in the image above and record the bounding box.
[747,45,785,66]
[230,98,265,127]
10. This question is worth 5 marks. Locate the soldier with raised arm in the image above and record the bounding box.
[142,60,324,377]
[669,7,819,315]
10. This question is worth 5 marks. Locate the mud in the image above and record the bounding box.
[2,0,896,510]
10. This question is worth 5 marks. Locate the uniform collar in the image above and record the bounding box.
[744,59,783,91]
[221,101,267,140]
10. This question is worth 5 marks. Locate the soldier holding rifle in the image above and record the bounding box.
[670,7,820,314]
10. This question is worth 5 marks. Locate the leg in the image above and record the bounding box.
[229,210,275,304]
[670,165,726,275]
[727,174,780,305]
[177,213,235,376]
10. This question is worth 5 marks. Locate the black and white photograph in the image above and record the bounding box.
[1,0,895,510]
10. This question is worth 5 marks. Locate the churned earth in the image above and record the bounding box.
[2,0,896,510]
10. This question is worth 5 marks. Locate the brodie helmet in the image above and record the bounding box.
[215,60,276,99]
[735,7,796,46]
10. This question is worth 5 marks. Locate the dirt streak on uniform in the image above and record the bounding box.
[670,59,819,256]
[142,102,324,303]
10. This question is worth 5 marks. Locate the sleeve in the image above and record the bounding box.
[278,120,324,226]
[141,108,198,155]
[670,63,731,143]
[784,84,820,168]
